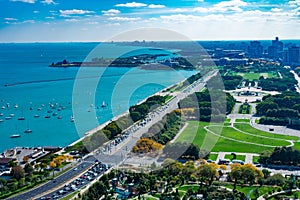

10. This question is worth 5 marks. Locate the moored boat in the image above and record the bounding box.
[10,134,20,138]
[24,129,32,133]
[18,117,25,120]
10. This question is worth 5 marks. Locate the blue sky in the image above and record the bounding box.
[0,0,300,42]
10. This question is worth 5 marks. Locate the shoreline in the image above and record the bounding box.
[66,74,192,149]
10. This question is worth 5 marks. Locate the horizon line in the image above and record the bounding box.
[1,38,300,44]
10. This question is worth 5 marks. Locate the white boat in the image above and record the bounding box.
[1,106,5,109]
[57,116,63,119]
[9,114,15,117]
[0,113,3,116]
[37,107,42,111]
[24,129,32,133]
[70,115,75,122]
[34,114,39,118]
[14,104,18,108]
[5,116,12,120]
[52,112,58,116]
[0,119,3,122]
[18,117,25,120]
[10,134,20,138]
[101,101,107,108]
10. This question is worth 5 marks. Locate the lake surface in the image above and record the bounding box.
[0,43,196,152]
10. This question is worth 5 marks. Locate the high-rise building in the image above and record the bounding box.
[287,46,300,66]
[248,41,263,58]
[268,37,283,60]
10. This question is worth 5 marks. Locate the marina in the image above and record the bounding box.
[0,43,196,152]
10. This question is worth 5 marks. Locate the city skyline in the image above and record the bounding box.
[1,0,300,42]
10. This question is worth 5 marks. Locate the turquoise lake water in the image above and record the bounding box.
[0,43,196,152]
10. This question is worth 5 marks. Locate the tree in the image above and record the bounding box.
[23,156,29,163]
[11,165,25,180]
[49,161,56,177]
[230,163,242,190]
[24,163,34,176]
[195,163,218,186]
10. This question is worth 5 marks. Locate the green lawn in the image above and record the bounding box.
[268,191,300,200]
[224,154,246,161]
[234,72,278,81]
[177,185,200,192]
[164,95,173,102]
[208,153,218,161]
[176,121,275,153]
[225,118,231,123]
[208,126,290,147]
[225,185,276,199]
[234,124,299,141]
[292,142,300,151]
[252,156,260,163]
[235,119,250,123]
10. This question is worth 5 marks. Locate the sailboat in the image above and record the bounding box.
[24,120,32,133]
[101,101,107,108]
[70,115,75,122]
[18,109,25,120]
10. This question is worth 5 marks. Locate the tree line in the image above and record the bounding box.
[257,91,300,126]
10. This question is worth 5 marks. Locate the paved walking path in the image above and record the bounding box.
[250,117,300,138]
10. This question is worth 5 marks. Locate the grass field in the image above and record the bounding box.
[252,156,260,163]
[176,121,297,153]
[224,154,246,161]
[208,153,218,161]
[225,184,276,199]
[208,126,290,147]
[232,72,278,81]
[234,123,299,141]
[235,119,250,123]
[225,118,231,123]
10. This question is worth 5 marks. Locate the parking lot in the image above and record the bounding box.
[37,161,109,200]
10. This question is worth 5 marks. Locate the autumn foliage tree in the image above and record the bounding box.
[11,165,25,180]
[132,138,163,154]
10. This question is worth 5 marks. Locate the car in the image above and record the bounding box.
[73,167,78,171]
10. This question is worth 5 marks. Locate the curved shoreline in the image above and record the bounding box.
[66,74,190,149]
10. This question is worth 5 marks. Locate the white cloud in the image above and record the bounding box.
[87,21,99,25]
[33,10,39,13]
[213,0,247,12]
[45,16,55,19]
[198,0,204,2]
[41,0,57,5]
[23,20,35,23]
[148,4,165,9]
[102,9,120,16]
[170,8,189,12]
[65,19,79,22]
[270,8,283,12]
[59,9,95,16]
[192,7,209,13]
[115,2,147,8]
[10,0,35,3]
[108,17,141,21]
[4,18,17,21]
[7,19,35,24]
